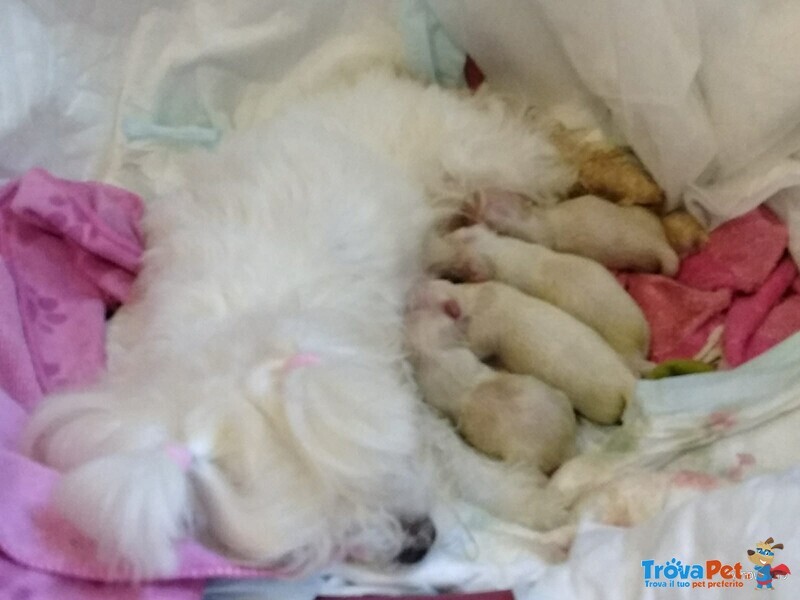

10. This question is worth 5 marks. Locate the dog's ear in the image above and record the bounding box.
[772,543,784,550]
[765,537,774,544]
[747,550,755,556]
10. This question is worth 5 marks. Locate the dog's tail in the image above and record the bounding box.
[54,444,196,578]
[22,390,210,579]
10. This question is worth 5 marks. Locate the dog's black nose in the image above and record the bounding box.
[395,517,436,564]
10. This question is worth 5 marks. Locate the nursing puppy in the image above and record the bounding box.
[426,223,650,369]
[410,280,636,424]
[406,302,576,473]
[472,190,679,274]
[23,66,575,577]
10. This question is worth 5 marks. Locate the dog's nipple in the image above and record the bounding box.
[442,299,461,320]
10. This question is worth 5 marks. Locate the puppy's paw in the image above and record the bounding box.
[491,469,572,532]
[532,523,578,563]
[662,210,708,257]
[428,226,495,283]
[405,301,468,356]
[658,245,680,276]
[519,487,572,532]
[407,279,459,314]
[460,193,484,225]
[406,281,473,341]
[469,189,531,227]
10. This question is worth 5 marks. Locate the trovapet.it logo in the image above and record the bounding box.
[641,537,791,591]
[641,557,750,589]
[746,537,791,590]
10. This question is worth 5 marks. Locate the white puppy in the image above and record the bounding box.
[410,280,636,425]
[405,302,576,474]
[427,223,650,368]
[474,190,679,274]
[23,66,575,577]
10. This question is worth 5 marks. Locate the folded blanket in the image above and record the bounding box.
[621,207,800,366]
[618,274,730,363]
[0,169,273,600]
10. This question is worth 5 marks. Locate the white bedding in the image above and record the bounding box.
[208,335,800,599]
[3,2,800,599]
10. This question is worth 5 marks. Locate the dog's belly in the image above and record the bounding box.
[109,115,434,371]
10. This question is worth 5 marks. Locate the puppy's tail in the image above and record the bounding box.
[23,391,206,579]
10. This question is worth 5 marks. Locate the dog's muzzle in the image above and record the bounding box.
[395,517,437,564]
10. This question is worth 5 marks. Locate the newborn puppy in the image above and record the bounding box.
[406,304,576,473]
[472,191,679,275]
[547,123,665,207]
[426,224,650,369]
[410,280,635,424]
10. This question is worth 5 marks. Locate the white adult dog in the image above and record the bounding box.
[23,50,577,577]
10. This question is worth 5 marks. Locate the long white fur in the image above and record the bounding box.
[23,52,576,577]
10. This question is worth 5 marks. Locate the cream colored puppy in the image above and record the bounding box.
[426,224,650,369]
[409,280,635,425]
[473,191,679,275]
[406,305,576,473]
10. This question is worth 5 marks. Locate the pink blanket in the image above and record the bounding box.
[621,207,800,366]
[0,170,276,600]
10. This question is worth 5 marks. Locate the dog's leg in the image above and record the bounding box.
[435,104,575,205]
[380,88,576,205]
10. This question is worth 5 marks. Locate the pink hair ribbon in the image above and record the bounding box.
[283,352,322,372]
[164,442,193,472]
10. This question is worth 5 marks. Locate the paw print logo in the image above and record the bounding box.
[663,558,683,579]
